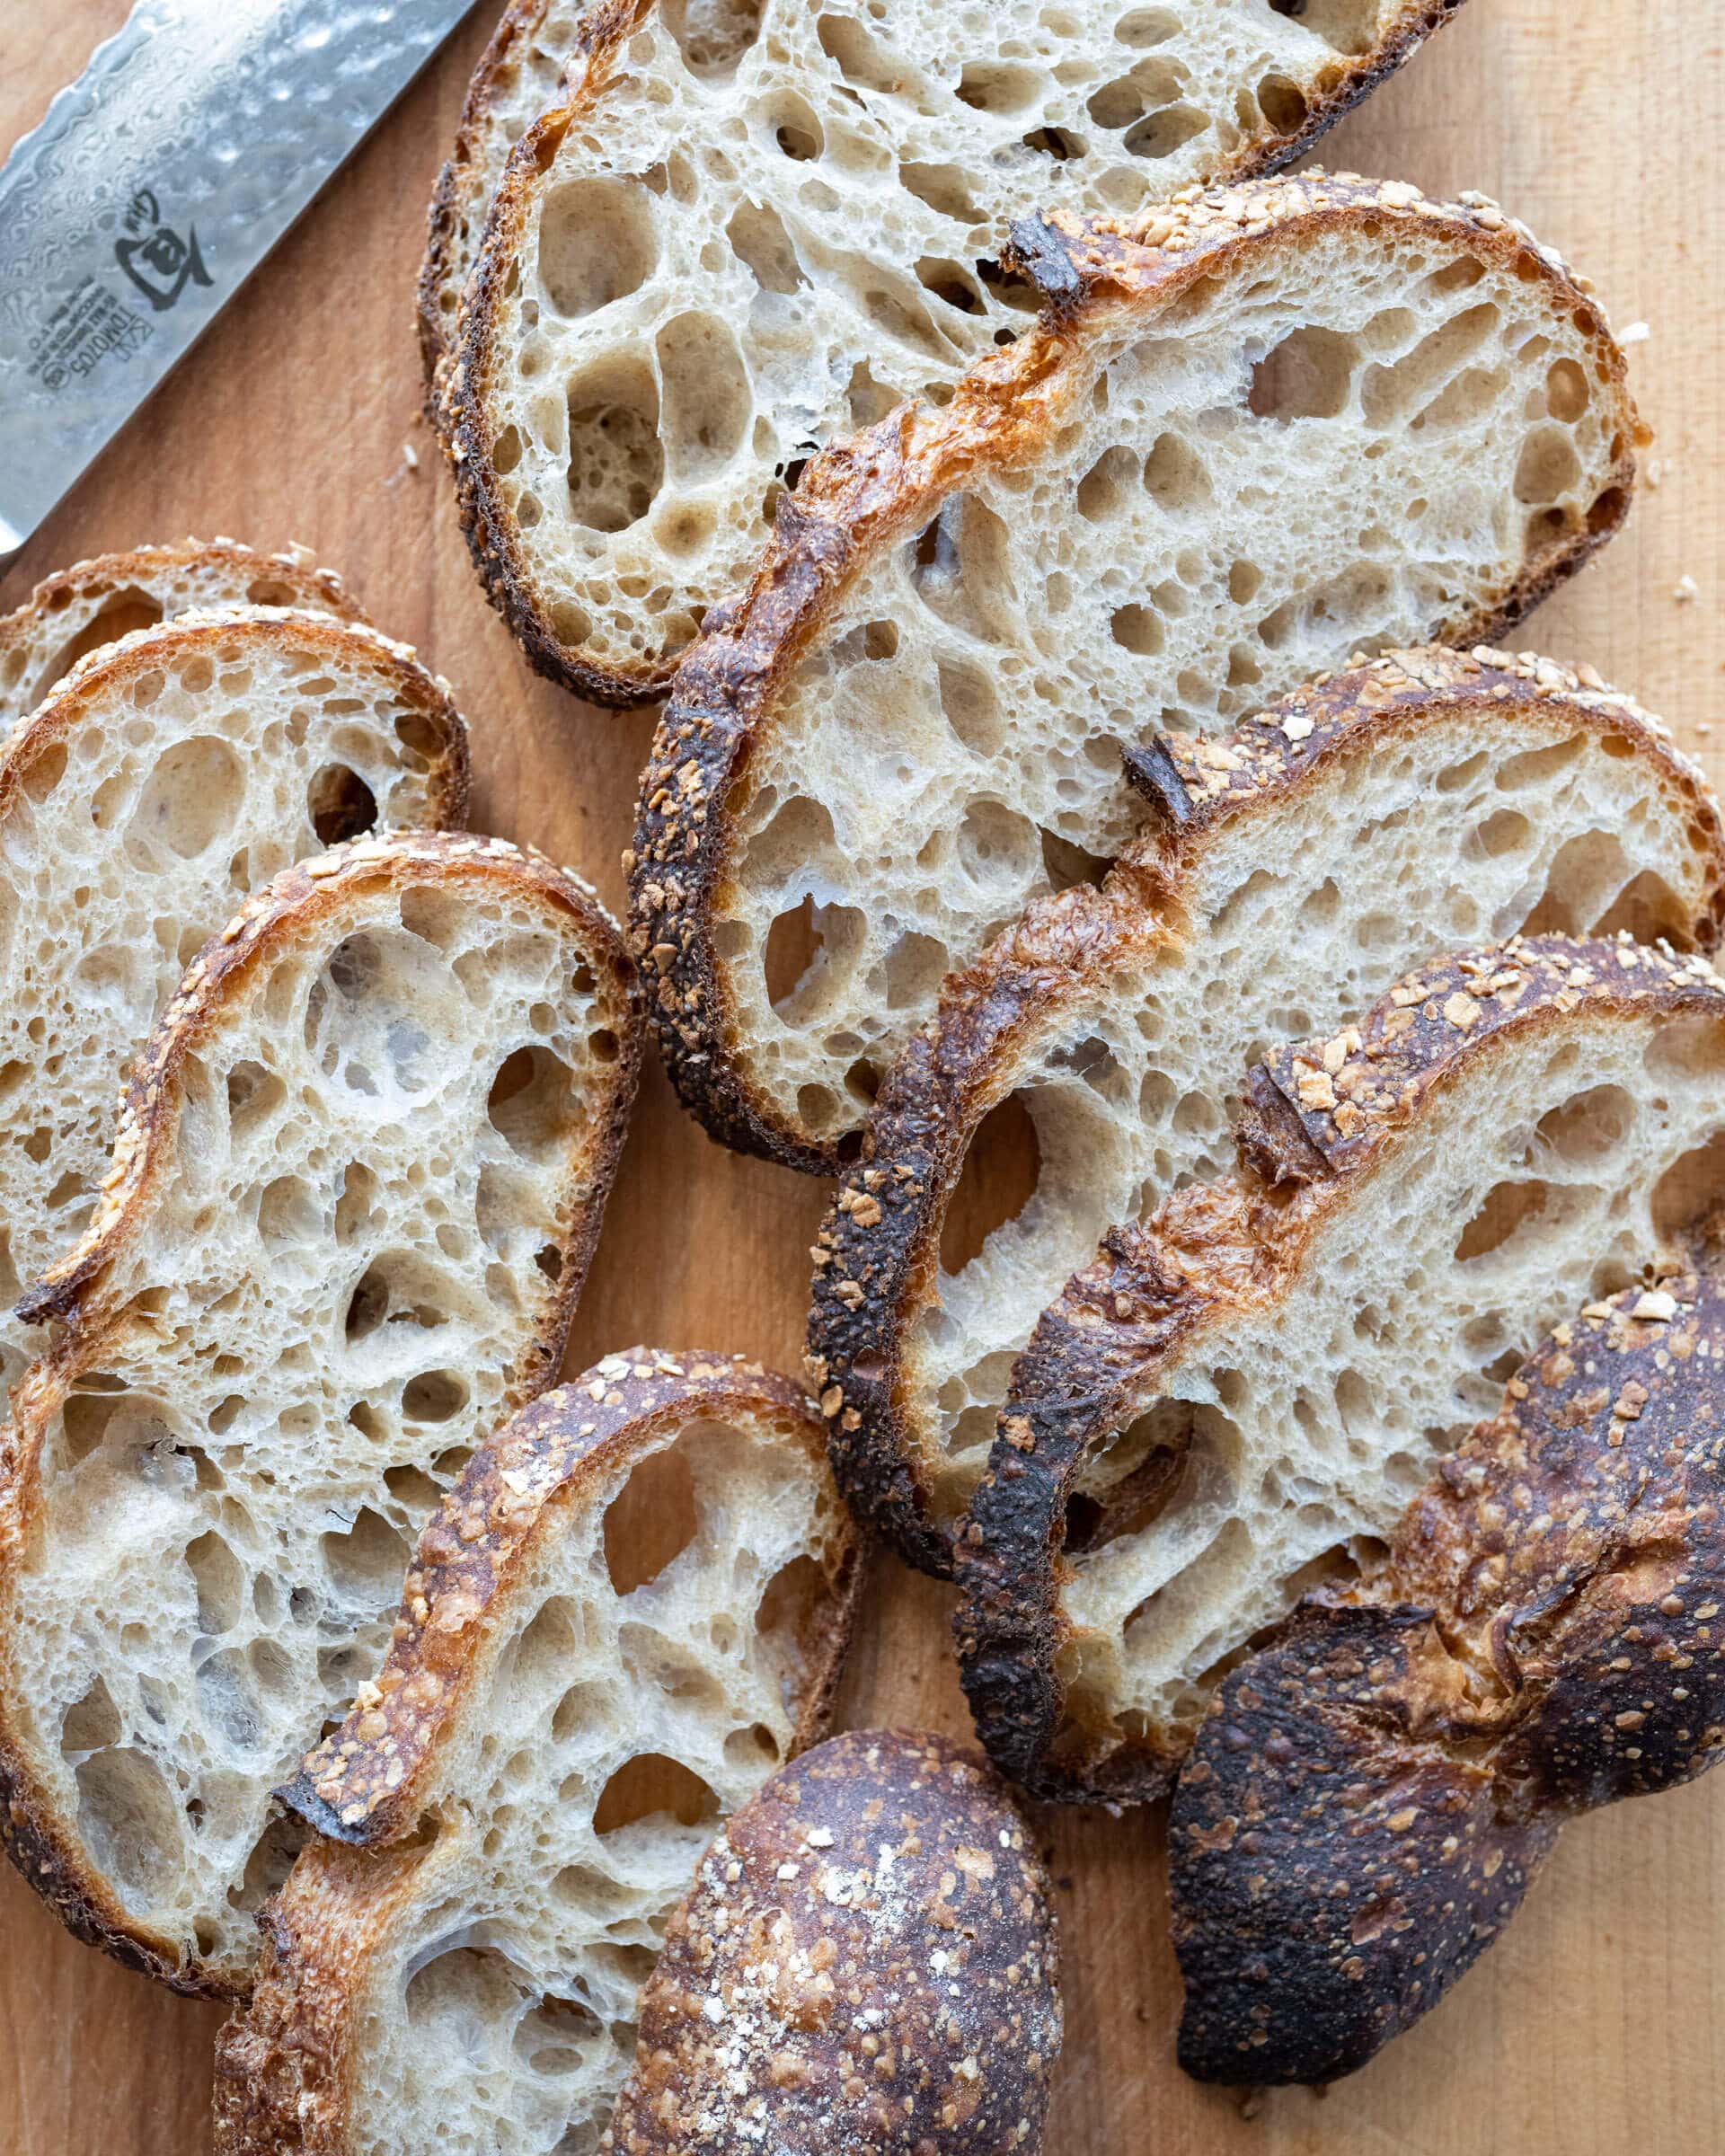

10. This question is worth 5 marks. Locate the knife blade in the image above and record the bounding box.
[0,0,478,560]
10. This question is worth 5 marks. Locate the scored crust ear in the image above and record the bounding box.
[807,647,1725,1579]
[215,1355,859,2156]
[953,932,1725,1804]
[628,173,1641,1174]
[1172,1268,1725,2086]
[0,539,367,729]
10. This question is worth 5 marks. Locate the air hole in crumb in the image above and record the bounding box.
[604,1441,699,1595]
[593,1754,721,1835]
[308,765,378,847]
[941,1093,1040,1275]
[488,1045,578,1162]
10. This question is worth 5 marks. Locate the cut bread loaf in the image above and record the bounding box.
[214,1354,857,2154]
[0,540,363,731]
[0,605,470,1411]
[953,933,1725,1803]
[0,833,641,1993]
[1172,1268,1725,2085]
[442,4,1467,699]
[629,172,1641,1169]
[602,1728,1061,2155]
[809,648,1725,1576]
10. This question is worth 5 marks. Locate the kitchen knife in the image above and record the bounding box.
[0,0,478,560]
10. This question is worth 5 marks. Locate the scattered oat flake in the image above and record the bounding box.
[1676,575,1700,603]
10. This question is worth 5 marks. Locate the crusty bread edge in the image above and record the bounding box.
[952,933,1725,1803]
[0,833,644,1994]
[808,650,1725,1577]
[212,1354,860,2152]
[0,606,473,836]
[627,172,1643,1173]
[439,6,1471,705]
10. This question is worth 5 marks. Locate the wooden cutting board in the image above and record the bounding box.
[4,5,1723,2152]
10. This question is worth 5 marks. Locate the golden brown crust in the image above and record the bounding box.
[1172,1268,1725,2084]
[627,172,1642,1169]
[0,538,367,662]
[953,933,1725,1804]
[809,651,1725,1578]
[280,1352,859,1846]
[600,1728,1061,2155]
[0,835,642,1993]
[0,606,473,838]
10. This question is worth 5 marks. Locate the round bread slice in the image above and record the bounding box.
[441,4,1467,699]
[628,172,1641,1170]
[0,833,642,1994]
[213,1354,858,2155]
[1172,1267,1725,2085]
[953,933,1725,1804]
[0,540,364,731]
[602,1728,1061,2156]
[807,647,1725,1576]
[0,605,471,1412]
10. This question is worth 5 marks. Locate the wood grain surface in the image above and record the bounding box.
[3,4,1723,2152]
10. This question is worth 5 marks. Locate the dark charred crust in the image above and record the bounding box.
[809,660,1725,1580]
[601,1729,1061,2154]
[624,172,1641,1168]
[952,936,1725,1806]
[1171,1601,1557,2085]
[1120,736,1197,829]
[281,1355,857,1846]
[0,837,641,1991]
[1172,1268,1725,2083]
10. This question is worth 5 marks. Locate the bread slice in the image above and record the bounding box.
[0,833,641,1994]
[952,933,1725,1803]
[0,605,471,1413]
[628,172,1641,1169]
[418,0,592,388]
[213,1353,857,2153]
[1172,1266,1725,2085]
[0,540,363,731]
[809,648,1725,1576]
[444,6,1467,700]
[602,1728,1061,2155]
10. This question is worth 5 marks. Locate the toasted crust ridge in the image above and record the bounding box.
[281,1352,858,1847]
[809,658,1725,1577]
[628,171,1641,1171]
[954,933,1725,1802]
[601,1727,1061,2154]
[1172,1268,1725,2084]
[0,537,363,645]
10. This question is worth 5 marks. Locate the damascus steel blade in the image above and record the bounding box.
[0,0,475,556]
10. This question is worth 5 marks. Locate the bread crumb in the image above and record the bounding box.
[1676,575,1700,604]
[1619,321,1651,346]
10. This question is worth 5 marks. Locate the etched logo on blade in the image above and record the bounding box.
[112,188,212,314]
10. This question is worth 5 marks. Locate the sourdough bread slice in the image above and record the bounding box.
[0,605,470,1411]
[809,648,1725,1576]
[444,4,1467,699]
[1172,1268,1725,2085]
[0,541,363,731]
[953,933,1725,1803]
[419,0,594,387]
[213,1354,857,2154]
[602,1728,1060,2155]
[629,172,1641,1169]
[0,833,641,1993]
